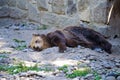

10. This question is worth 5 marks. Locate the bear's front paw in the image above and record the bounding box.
[59,49,65,53]
[58,44,67,53]
[59,47,67,53]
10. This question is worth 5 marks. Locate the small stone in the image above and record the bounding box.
[28,49,34,52]
[11,42,18,48]
[20,77,26,80]
[81,46,85,49]
[72,77,79,80]
[0,74,3,77]
[55,72,65,77]
[85,74,93,78]
[105,76,116,80]
[13,27,20,30]
[71,49,75,53]
[94,48,103,53]
[77,45,81,48]
[32,60,37,63]
[19,72,28,77]
[22,49,28,52]
[104,65,112,69]
[13,75,20,80]
[117,76,120,80]
[0,57,11,64]
[106,72,118,78]
[116,69,120,74]
[115,63,120,68]
[102,62,112,69]
[88,55,96,60]
[101,75,106,80]
[115,59,120,63]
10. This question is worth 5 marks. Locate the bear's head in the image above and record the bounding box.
[29,34,50,51]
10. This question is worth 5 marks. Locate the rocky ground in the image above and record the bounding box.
[0,23,120,80]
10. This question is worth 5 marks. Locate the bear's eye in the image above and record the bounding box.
[35,40,40,43]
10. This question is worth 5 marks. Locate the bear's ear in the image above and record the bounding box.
[32,34,36,36]
[32,34,40,36]
[40,34,46,38]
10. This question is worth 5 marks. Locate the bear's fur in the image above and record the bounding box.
[29,26,112,54]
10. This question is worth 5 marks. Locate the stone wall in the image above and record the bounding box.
[0,0,109,27]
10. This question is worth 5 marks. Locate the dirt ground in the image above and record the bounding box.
[0,24,120,80]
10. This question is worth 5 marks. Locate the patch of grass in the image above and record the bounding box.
[12,58,17,61]
[8,62,39,74]
[58,65,91,79]
[118,73,120,75]
[0,62,56,74]
[0,65,8,71]
[13,39,27,50]
[0,62,39,74]
[0,51,11,54]
[0,55,8,58]
[66,68,91,78]
[13,39,25,43]
[58,65,68,73]
[93,71,101,80]
[37,25,47,30]
[40,67,53,72]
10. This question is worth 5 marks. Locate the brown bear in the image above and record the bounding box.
[29,26,112,54]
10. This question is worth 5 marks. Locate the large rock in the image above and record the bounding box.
[40,12,59,27]
[40,12,80,27]
[90,0,107,23]
[28,3,41,23]
[10,7,28,19]
[8,0,16,7]
[67,0,77,15]
[78,0,108,23]
[37,0,48,11]
[0,18,20,27]
[58,15,80,27]
[0,6,10,17]
[79,8,90,22]
[105,76,116,80]
[78,0,90,11]
[51,0,66,15]
[78,0,90,22]
[117,76,120,80]
[110,39,120,54]
[17,0,28,10]
[0,0,9,6]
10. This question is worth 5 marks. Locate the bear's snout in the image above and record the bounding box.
[33,46,42,51]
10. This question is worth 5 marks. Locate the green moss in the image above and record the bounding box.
[58,65,68,73]
[58,65,91,79]
[0,62,39,74]
[0,55,8,58]
[66,68,91,78]
[0,51,11,54]
[7,62,39,74]
[13,39,27,50]
[37,25,48,30]
[93,71,101,80]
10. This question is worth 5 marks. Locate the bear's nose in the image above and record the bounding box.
[33,46,42,51]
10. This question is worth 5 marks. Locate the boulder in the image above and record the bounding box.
[37,0,48,11]
[10,7,28,19]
